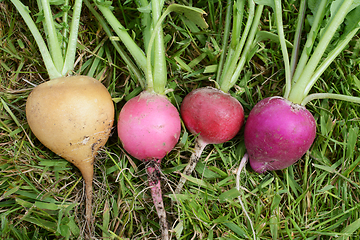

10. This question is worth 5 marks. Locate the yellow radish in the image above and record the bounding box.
[10,0,114,236]
[26,75,114,230]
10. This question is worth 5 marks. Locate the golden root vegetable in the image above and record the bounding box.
[26,75,115,232]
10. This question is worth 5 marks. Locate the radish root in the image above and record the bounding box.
[236,153,256,240]
[84,179,93,237]
[78,163,95,238]
[146,159,169,240]
[175,138,207,194]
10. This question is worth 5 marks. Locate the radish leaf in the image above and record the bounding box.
[254,0,274,8]
[343,5,360,36]
[167,4,208,29]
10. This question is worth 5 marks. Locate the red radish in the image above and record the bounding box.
[181,87,244,145]
[175,1,264,194]
[175,87,244,193]
[244,97,316,173]
[117,91,181,240]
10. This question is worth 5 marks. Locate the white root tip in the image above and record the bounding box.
[236,153,256,240]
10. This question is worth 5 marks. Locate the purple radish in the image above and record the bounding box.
[117,91,181,240]
[243,0,360,173]
[244,97,316,173]
[175,87,244,193]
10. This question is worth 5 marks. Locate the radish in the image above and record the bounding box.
[175,1,265,194]
[117,91,181,161]
[244,97,316,173]
[245,0,360,173]
[176,87,244,192]
[181,87,244,145]
[117,91,181,240]
[89,1,207,239]
[11,0,115,235]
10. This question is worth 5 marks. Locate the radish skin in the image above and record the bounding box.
[181,87,244,144]
[244,97,316,173]
[118,91,181,160]
[176,87,244,193]
[117,91,181,239]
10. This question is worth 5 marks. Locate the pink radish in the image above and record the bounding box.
[93,1,208,238]
[117,91,181,240]
[117,91,181,160]
[175,87,244,193]
[244,97,316,173]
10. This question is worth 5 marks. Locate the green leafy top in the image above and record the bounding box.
[259,0,360,105]
[92,1,208,95]
[11,0,84,80]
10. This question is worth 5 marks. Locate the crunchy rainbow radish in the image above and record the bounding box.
[11,0,115,236]
[245,0,360,173]
[26,76,114,225]
[175,87,244,192]
[117,91,181,239]
[117,91,181,161]
[244,97,316,173]
[92,1,208,238]
[181,87,244,145]
[175,1,264,194]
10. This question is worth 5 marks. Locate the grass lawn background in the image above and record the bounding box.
[0,0,360,239]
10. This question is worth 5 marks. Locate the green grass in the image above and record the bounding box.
[1,0,360,239]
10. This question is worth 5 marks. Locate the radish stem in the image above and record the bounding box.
[151,0,167,94]
[10,0,61,79]
[227,4,264,91]
[231,0,245,49]
[84,0,145,88]
[302,27,360,97]
[62,0,70,52]
[288,0,354,104]
[139,0,152,53]
[175,138,207,194]
[272,0,360,106]
[291,0,327,85]
[96,4,148,73]
[219,0,255,92]
[289,0,306,78]
[41,0,64,71]
[302,93,360,106]
[216,0,233,83]
[274,0,291,99]
[11,0,85,79]
[62,0,83,76]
